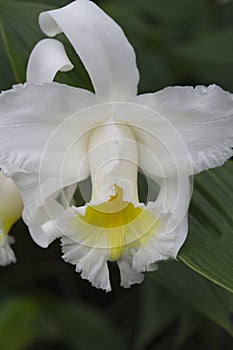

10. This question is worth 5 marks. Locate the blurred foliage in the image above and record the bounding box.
[179,162,233,293]
[100,0,233,93]
[0,0,233,349]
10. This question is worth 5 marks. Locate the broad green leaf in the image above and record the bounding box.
[151,261,233,336]
[0,31,15,88]
[179,161,233,293]
[138,161,233,294]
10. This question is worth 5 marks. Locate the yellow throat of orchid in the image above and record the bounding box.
[0,172,23,237]
[73,186,161,261]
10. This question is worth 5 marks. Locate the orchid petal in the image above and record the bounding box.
[129,178,191,271]
[0,233,16,266]
[117,256,144,288]
[118,85,233,177]
[131,208,186,272]
[154,176,191,257]
[39,0,139,101]
[0,171,23,265]
[0,82,103,246]
[9,170,79,247]
[54,197,184,288]
[156,176,192,232]
[47,182,168,289]
[0,82,100,180]
[61,232,111,292]
[0,171,23,235]
[26,38,73,84]
[25,196,65,248]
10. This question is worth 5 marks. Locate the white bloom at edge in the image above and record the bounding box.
[0,171,23,266]
[0,0,232,290]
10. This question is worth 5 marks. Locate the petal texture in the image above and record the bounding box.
[0,171,22,266]
[39,0,139,101]
[119,85,233,177]
[156,176,192,233]
[26,38,73,84]
[117,256,144,288]
[49,188,184,290]
[0,171,23,234]
[25,196,65,248]
[0,83,104,246]
[0,82,100,180]
[0,233,16,266]
[10,170,78,247]
[62,234,111,292]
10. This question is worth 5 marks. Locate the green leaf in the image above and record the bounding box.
[179,161,233,293]
[150,261,233,336]
[0,30,15,89]
[0,0,53,89]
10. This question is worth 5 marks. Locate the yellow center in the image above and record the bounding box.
[74,187,161,261]
[0,232,4,245]
[0,217,17,236]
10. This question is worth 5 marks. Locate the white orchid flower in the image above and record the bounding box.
[0,0,232,291]
[0,171,23,266]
